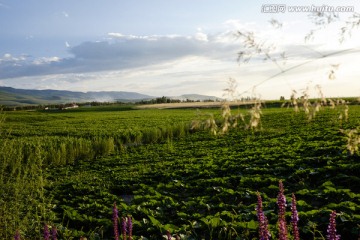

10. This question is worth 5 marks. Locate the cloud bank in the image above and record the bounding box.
[0,32,239,80]
[1,19,359,99]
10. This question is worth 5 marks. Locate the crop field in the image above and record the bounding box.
[1,104,360,239]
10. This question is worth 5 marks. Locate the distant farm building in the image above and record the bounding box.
[63,103,79,110]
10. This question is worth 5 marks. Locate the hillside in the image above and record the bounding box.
[0,86,154,106]
[0,86,223,106]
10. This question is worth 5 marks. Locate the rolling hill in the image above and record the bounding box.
[0,86,155,106]
[0,86,221,106]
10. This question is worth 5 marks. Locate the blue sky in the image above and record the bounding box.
[0,0,360,99]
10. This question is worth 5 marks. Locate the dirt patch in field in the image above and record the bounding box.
[135,101,259,109]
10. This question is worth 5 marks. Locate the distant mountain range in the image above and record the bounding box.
[0,86,155,106]
[0,86,221,106]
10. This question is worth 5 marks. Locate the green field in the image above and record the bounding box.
[1,104,359,239]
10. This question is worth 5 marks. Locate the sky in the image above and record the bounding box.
[0,0,360,99]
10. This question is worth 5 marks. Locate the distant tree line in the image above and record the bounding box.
[3,96,357,111]
[135,96,222,105]
[0,101,127,111]
[1,97,222,111]
[136,96,182,104]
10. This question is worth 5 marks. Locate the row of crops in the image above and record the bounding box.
[1,104,359,239]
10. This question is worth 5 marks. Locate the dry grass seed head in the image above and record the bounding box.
[247,102,262,130]
[329,99,335,109]
[290,90,299,112]
[340,128,360,155]
[190,120,201,131]
[223,78,238,100]
[315,84,327,106]
[344,105,349,122]
[204,114,218,135]
[221,103,232,119]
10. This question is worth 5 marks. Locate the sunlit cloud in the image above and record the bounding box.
[0,32,241,79]
[33,57,61,65]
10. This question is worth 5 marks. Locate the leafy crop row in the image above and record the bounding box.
[1,106,360,239]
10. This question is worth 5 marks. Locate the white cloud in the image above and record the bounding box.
[223,19,257,31]
[107,33,165,41]
[195,32,208,42]
[0,53,28,63]
[0,55,238,97]
[33,57,61,65]
[0,32,241,79]
[195,28,208,42]
[3,53,12,59]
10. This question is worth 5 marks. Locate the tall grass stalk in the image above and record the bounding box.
[0,139,54,238]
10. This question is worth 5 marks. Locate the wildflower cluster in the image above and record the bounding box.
[256,191,271,240]
[113,201,133,240]
[113,202,119,240]
[256,181,340,240]
[327,211,340,240]
[14,230,20,240]
[43,224,50,240]
[291,193,300,240]
[277,180,288,240]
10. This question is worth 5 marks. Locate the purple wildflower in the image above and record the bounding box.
[277,180,288,240]
[121,217,127,240]
[127,216,133,240]
[113,202,119,240]
[51,225,58,240]
[327,210,340,240]
[14,230,20,240]
[44,224,50,240]
[256,191,271,240]
[166,230,172,240]
[291,193,300,240]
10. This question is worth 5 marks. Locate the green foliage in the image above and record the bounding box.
[1,106,360,239]
[0,138,56,238]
